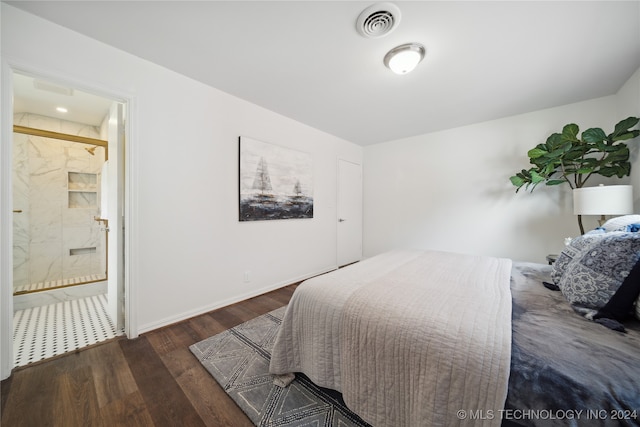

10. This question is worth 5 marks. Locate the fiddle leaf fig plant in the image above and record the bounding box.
[510,117,639,234]
[510,116,640,192]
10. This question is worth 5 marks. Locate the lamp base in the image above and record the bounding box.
[598,215,607,227]
[578,214,585,235]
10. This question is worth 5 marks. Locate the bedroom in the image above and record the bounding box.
[1,1,640,425]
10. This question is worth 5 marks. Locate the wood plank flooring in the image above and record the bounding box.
[1,284,298,427]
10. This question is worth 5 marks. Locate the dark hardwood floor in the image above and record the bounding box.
[1,284,298,426]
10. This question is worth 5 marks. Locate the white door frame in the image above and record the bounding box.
[0,60,138,380]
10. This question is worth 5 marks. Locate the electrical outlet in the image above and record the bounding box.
[244,271,251,283]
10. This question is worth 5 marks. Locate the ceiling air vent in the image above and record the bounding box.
[33,79,74,96]
[356,3,401,39]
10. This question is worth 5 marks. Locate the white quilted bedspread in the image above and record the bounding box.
[269,249,513,427]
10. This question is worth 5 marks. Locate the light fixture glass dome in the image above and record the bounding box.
[384,43,425,74]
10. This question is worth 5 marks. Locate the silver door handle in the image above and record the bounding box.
[339,218,346,222]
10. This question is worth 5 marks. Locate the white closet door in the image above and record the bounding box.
[337,159,363,266]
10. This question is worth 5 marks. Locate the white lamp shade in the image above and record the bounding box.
[573,185,633,215]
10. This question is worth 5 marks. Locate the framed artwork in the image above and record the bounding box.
[239,136,313,221]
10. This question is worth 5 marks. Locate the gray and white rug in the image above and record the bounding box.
[190,306,370,427]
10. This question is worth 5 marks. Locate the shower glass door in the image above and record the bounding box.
[12,126,109,295]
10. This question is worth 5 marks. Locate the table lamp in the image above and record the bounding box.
[573,184,633,234]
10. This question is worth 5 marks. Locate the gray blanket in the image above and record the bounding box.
[506,262,640,427]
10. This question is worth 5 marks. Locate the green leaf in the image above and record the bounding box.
[545,133,563,149]
[562,124,579,141]
[612,117,640,137]
[510,175,525,187]
[582,127,607,143]
[527,148,547,159]
[611,130,640,142]
[603,145,629,162]
[597,166,619,177]
[558,141,573,153]
[620,162,631,176]
[546,180,566,186]
[595,140,620,152]
[580,157,598,167]
[563,148,586,160]
[545,149,566,159]
[530,171,545,184]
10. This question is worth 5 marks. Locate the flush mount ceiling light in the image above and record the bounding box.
[356,3,401,38]
[383,43,426,75]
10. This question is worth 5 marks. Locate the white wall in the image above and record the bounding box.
[1,4,362,341]
[619,68,640,210]
[364,80,639,263]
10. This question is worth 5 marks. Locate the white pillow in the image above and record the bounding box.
[600,214,640,232]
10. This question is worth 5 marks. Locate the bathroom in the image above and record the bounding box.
[11,73,122,367]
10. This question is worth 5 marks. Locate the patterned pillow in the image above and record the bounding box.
[636,296,640,321]
[551,230,605,287]
[558,232,640,317]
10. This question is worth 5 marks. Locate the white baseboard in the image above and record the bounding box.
[136,265,337,335]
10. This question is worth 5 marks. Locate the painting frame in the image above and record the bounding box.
[238,136,314,221]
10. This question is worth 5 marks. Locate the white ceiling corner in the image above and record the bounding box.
[6,1,640,146]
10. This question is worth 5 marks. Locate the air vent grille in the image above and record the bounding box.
[361,11,395,37]
[356,3,401,39]
[33,79,74,96]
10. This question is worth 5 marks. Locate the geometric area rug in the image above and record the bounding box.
[189,306,371,427]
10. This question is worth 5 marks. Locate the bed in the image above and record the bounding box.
[269,245,640,427]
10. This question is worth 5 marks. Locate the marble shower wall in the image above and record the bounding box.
[13,113,107,290]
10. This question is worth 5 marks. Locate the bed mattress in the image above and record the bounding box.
[269,251,640,426]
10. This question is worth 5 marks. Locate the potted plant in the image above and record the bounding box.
[509,116,640,233]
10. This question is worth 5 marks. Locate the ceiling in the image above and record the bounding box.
[13,73,114,127]
[7,1,640,146]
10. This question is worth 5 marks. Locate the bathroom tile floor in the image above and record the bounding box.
[13,294,121,368]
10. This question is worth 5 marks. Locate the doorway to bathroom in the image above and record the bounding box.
[10,72,126,367]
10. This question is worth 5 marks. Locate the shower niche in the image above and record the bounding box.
[68,172,98,209]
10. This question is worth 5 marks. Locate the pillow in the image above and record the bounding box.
[551,230,606,287]
[636,295,640,321]
[558,232,640,318]
[599,214,640,232]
